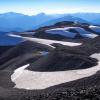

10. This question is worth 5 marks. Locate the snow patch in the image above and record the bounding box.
[10,34,82,47]
[11,53,100,90]
[40,51,49,55]
[46,28,76,38]
[46,27,98,38]
[89,25,100,34]
[11,64,29,81]
[81,33,98,38]
[24,37,81,47]
[8,34,22,38]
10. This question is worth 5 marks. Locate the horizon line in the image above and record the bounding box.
[0,11,100,16]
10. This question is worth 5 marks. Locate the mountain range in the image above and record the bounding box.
[0,13,100,99]
[0,22,100,99]
[1,20,100,46]
[0,12,100,32]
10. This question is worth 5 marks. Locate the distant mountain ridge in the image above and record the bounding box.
[0,12,100,32]
[0,12,54,32]
[36,15,88,28]
[0,15,100,99]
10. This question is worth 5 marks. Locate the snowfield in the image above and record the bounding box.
[9,34,82,47]
[89,25,100,34]
[46,27,98,38]
[46,28,76,38]
[11,53,100,90]
[81,33,98,38]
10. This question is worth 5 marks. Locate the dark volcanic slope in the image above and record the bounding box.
[27,36,100,72]
[28,46,97,72]
[0,53,42,71]
[0,46,13,56]
[0,25,100,99]
[0,41,46,69]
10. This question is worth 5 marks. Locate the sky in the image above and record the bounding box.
[0,0,100,15]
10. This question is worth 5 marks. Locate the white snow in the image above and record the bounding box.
[81,33,98,38]
[40,51,49,55]
[23,37,81,47]
[46,27,98,38]
[11,64,29,81]
[71,27,91,34]
[46,28,76,38]
[11,53,100,90]
[89,25,100,34]
[9,34,82,47]
[9,34,22,38]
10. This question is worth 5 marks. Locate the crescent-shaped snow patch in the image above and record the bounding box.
[11,53,100,90]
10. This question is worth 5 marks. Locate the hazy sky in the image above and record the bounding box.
[0,0,100,15]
